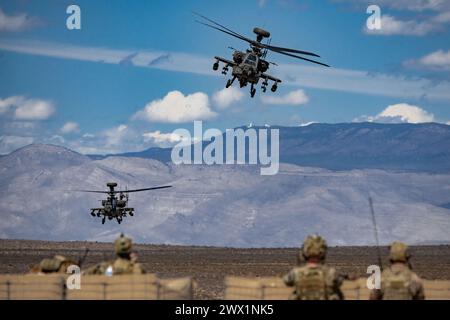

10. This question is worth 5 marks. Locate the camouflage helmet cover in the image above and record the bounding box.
[389,241,410,262]
[114,233,133,255]
[301,234,327,260]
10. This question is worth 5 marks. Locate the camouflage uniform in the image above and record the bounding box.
[370,242,425,300]
[29,255,77,274]
[283,235,343,300]
[83,234,145,275]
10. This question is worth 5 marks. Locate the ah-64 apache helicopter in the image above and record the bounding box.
[77,182,172,224]
[194,12,330,97]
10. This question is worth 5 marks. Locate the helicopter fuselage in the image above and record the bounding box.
[82,182,171,225]
[213,49,281,97]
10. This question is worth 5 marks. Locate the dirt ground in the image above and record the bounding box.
[1,239,449,299]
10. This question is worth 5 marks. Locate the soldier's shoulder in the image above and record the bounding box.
[83,260,112,275]
[132,262,146,274]
[321,264,337,275]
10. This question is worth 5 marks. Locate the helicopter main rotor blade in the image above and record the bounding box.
[73,190,110,193]
[193,12,253,43]
[194,12,322,58]
[195,20,254,45]
[263,44,320,57]
[269,48,330,67]
[114,185,172,193]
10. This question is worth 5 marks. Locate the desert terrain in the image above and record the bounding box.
[0,239,449,299]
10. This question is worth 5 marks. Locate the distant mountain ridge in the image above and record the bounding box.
[1,142,450,246]
[89,122,450,173]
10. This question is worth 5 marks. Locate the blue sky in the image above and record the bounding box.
[0,0,449,154]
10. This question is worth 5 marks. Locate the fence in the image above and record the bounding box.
[0,274,194,300]
[1,274,449,300]
[224,276,450,300]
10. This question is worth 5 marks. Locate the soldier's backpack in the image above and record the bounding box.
[382,268,413,300]
[294,265,328,300]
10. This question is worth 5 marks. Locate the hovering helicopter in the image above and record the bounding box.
[194,12,330,97]
[77,182,172,224]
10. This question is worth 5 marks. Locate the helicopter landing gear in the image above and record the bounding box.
[271,83,278,92]
[261,79,268,93]
[250,84,256,98]
[213,62,219,71]
[221,66,229,75]
[102,217,106,224]
[226,76,236,88]
[116,217,122,224]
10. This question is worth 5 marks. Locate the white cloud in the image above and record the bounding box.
[0,96,22,114]
[0,135,33,154]
[14,98,55,120]
[49,135,65,144]
[341,0,450,36]
[0,96,55,120]
[261,89,309,105]
[364,15,436,36]
[411,49,450,71]
[336,0,450,12]
[142,131,182,144]
[142,130,191,147]
[433,10,450,23]
[104,124,129,146]
[60,121,79,134]
[0,8,37,32]
[133,91,216,123]
[65,124,146,155]
[212,87,244,109]
[356,103,435,124]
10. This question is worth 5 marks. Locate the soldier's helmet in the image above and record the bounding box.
[301,234,328,260]
[389,241,410,263]
[114,233,133,256]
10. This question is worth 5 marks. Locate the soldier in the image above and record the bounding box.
[83,233,145,275]
[283,234,344,300]
[29,255,78,274]
[370,241,425,300]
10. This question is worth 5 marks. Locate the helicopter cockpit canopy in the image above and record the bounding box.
[244,53,258,66]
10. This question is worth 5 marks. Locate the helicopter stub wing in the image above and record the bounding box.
[214,56,236,67]
[260,73,282,83]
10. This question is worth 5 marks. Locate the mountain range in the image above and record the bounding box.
[91,122,450,172]
[1,122,449,246]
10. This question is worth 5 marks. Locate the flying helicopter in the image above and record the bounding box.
[194,12,330,97]
[77,182,172,224]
